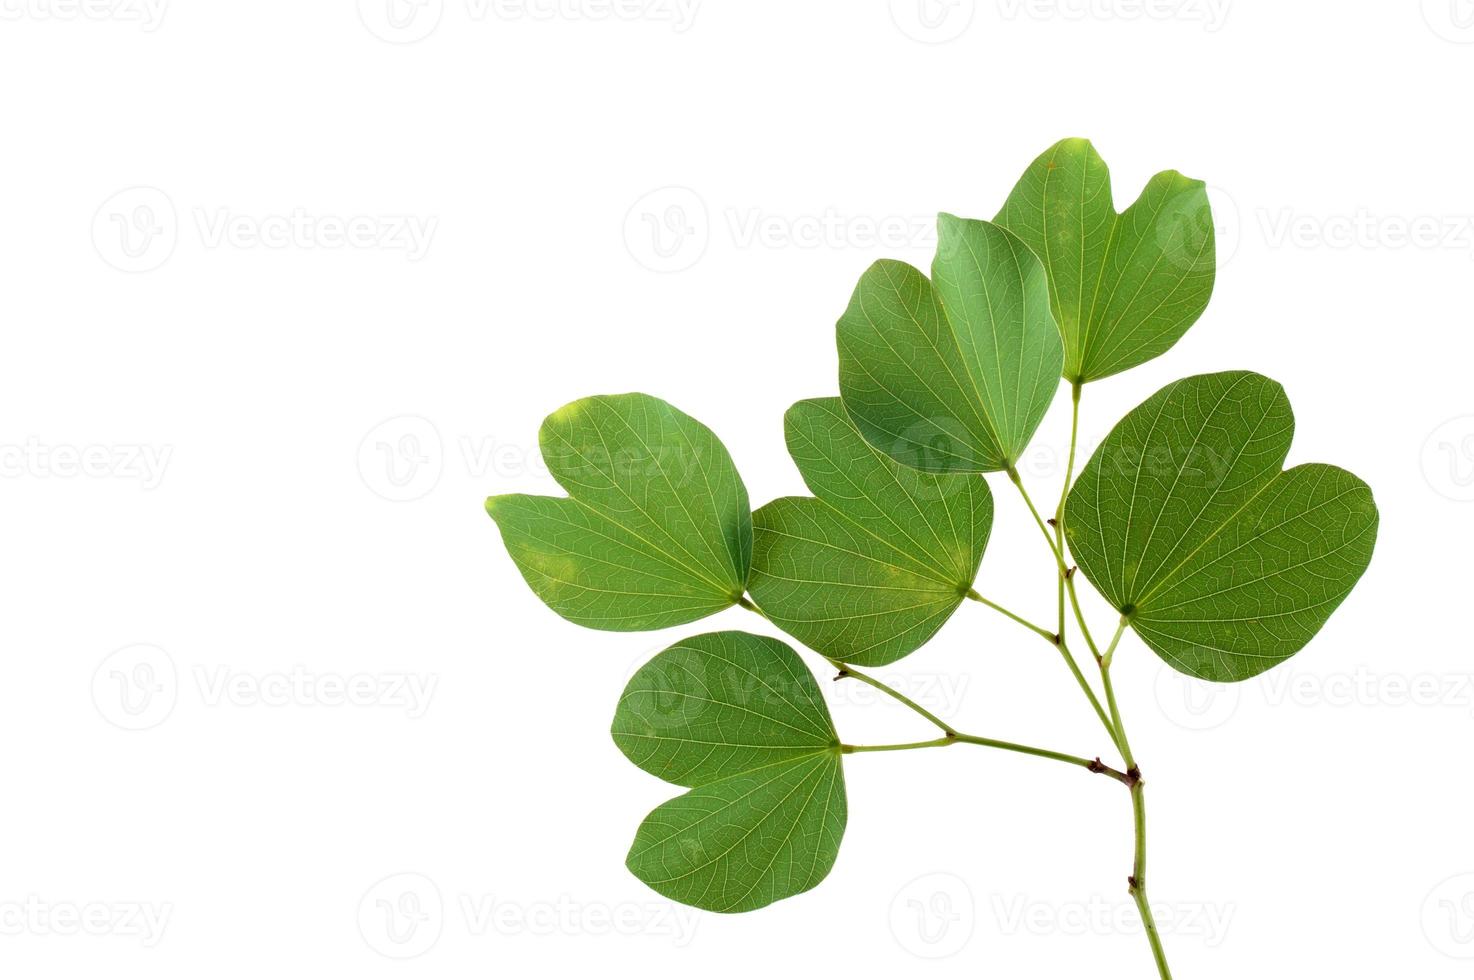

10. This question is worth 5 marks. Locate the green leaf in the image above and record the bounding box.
[614,631,846,913]
[612,630,841,786]
[748,398,993,666]
[995,138,1216,384]
[485,394,751,631]
[836,214,1063,474]
[1065,371,1378,681]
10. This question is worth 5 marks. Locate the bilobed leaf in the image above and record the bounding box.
[748,398,992,666]
[612,630,840,787]
[995,138,1215,383]
[837,214,1063,474]
[1065,371,1378,681]
[485,394,750,631]
[614,631,846,913]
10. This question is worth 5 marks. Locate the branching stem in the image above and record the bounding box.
[748,412,1176,978]
[964,589,1055,642]
[824,658,951,732]
[841,734,1133,785]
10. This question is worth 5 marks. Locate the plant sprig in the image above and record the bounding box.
[486,138,1379,977]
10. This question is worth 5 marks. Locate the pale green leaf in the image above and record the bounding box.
[837,214,1063,474]
[996,138,1215,383]
[615,631,846,913]
[749,398,992,666]
[1065,371,1379,681]
[486,394,750,631]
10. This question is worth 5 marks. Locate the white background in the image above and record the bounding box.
[4,1,1473,976]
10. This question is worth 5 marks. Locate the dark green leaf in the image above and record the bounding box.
[486,394,750,631]
[837,214,1062,474]
[996,138,1215,383]
[1065,371,1378,680]
[749,398,992,665]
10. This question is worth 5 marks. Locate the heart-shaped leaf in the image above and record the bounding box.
[1065,371,1378,681]
[995,138,1215,384]
[837,214,1063,474]
[486,394,750,631]
[613,631,845,912]
[748,398,993,666]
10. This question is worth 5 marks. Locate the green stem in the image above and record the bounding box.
[830,662,1128,783]
[1058,636,1120,748]
[1028,389,1173,978]
[841,733,1133,785]
[1064,569,1103,662]
[1100,661,1135,770]
[1009,467,1065,568]
[1098,653,1171,978]
[951,733,1129,782]
[1101,616,1128,670]
[826,659,954,733]
[1053,381,1082,638]
[966,588,1117,749]
[965,589,1055,642]
[1128,782,1171,978]
[841,737,953,753]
